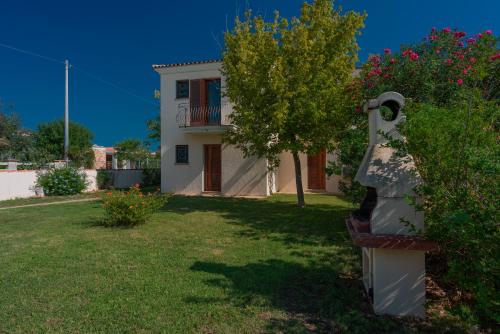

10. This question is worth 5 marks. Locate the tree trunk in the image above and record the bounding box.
[292,151,305,208]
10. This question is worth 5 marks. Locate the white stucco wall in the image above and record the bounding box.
[277,152,342,194]
[221,144,268,196]
[156,62,269,197]
[0,170,98,201]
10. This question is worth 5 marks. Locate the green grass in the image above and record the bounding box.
[0,191,102,208]
[0,194,465,333]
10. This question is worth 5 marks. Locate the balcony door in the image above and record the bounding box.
[204,144,221,192]
[190,79,221,126]
[307,150,326,190]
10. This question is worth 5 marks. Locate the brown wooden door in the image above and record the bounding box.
[307,150,326,190]
[190,79,205,125]
[204,144,221,192]
[105,154,113,170]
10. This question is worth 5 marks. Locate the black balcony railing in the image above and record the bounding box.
[176,103,230,127]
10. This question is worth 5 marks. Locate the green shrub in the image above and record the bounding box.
[102,184,169,226]
[142,168,161,187]
[333,27,499,328]
[96,170,112,189]
[37,167,87,196]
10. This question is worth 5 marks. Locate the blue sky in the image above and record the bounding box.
[0,0,498,146]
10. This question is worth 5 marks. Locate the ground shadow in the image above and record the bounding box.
[189,259,469,334]
[190,259,386,333]
[162,195,352,247]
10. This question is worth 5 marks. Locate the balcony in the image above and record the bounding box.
[176,103,231,134]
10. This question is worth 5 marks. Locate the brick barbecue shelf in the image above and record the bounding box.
[346,215,439,252]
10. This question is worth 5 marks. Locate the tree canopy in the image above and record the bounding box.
[35,120,94,168]
[222,0,365,206]
[114,139,150,167]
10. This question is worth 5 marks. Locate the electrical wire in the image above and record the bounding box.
[0,41,157,106]
[0,41,64,64]
[72,66,157,106]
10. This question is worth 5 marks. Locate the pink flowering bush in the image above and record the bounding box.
[102,184,169,226]
[360,28,499,105]
[330,28,499,328]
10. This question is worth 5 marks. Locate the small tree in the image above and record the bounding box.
[114,139,149,168]
[35,120,94,168]
[223,0,365,207]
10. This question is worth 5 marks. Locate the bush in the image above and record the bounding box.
[142,168,161,187]
[102,184,169,226]
[96,170,112,189]
[333,27,499,328]
[37,167,87,196]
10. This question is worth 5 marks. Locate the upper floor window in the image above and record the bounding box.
[176,80,189,99]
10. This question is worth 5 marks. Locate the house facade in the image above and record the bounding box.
[92,145,117,169]
[153,60,342,197]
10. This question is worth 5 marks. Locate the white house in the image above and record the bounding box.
[153,60,342,197]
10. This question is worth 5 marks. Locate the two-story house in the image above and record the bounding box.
[153,60,342,197]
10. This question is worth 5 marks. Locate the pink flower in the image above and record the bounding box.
[454,31,466,38]
[463,69,468,75]
[370,55,381,63]
[467,38,476,44]
[485,29,493,35]
[458,54,464,59]
[442,27,451,33]
[477,33,483,38]
[410,52,419,61]
[445,59,453,65]
[355,106,362,113]
[469,57,477,63]
[430,35,439,41]
[435,48,441,54]
[457,79,463,86]
[390,58,396,64]
[457,41,464,47]
[383,73,391,78]
[402,49,411,56]
[490,53,500,61]
[384,48,391,55]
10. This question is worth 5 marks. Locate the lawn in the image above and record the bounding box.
[0,191,102,208]
[0,194,463,333]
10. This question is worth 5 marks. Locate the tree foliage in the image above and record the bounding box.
[333,27,499,328]
[35,120,94,168]
[222,0,365,206]
[0,104,41,163]
[114,139,150,166]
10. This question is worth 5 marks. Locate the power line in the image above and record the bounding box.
[0,41,64,64]
[73,66,157,106]
[0,41,157,106]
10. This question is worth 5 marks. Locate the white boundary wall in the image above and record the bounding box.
[0,170,98,201]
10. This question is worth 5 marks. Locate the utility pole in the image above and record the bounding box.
[64,59,69,162]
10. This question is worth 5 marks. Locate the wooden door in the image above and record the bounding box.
[204,144,221,192]
[105,154,113,170]
[307,150,326,190]
[190,79,204,125]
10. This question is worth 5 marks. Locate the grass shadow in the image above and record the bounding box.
[162,195,353,247]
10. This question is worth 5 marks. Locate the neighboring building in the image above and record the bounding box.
[92,145,117,169]
[153,60,342,197]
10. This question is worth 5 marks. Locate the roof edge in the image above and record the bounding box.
[152,59,222,69]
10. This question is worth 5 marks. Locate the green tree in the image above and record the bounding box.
[146,91,161,152]
[146,115,160,146]
[222,0,365,207]
[114,139,149,168]
[0,102,39,163]
[0,100,21,155]
[336,28,499,328]
[35,120,94,168]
